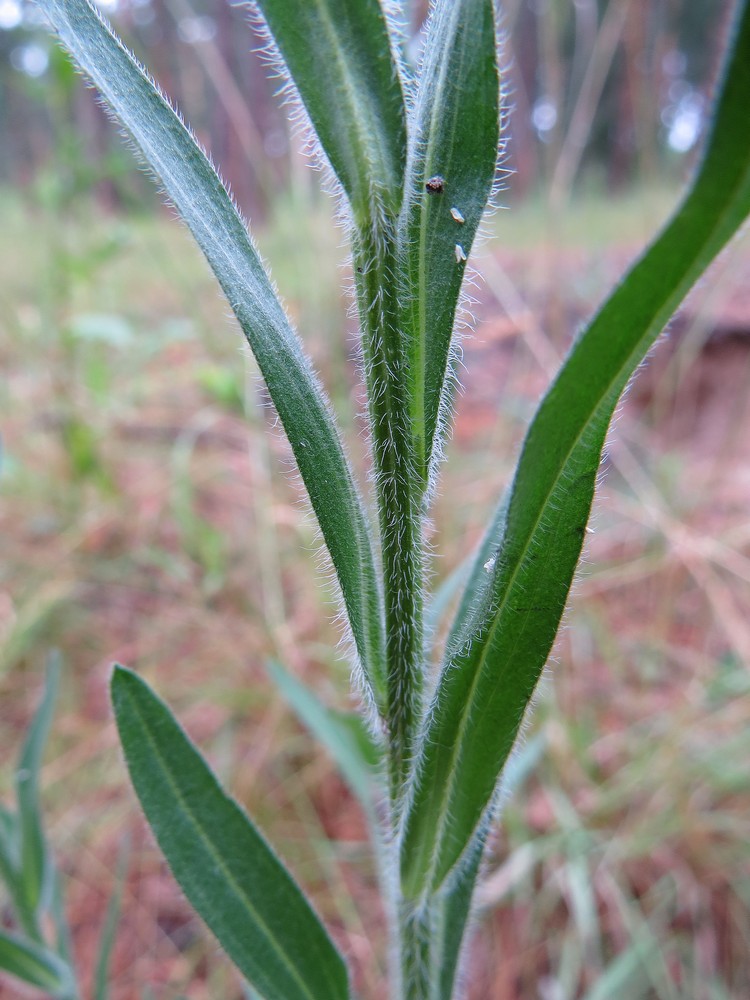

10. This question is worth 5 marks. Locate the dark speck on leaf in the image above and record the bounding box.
[425,175,445,194]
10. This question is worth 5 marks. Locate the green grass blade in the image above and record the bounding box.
[401,0,750,900]
[50,870,75,972]
[0,807,37,947]
[265,660,381,810]
[0,802,14,838]
[111,666,350,1000]
[426,559,469,641]
[92,839,129,1000]
[398,0,500,485]
[37,0,386,711]
[0,928,75,996]
[15,654,60,936]
[0,803,19,885]
[582,939,660,1000]
[254,0,406,224]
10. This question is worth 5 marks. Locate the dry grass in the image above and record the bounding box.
[1,185,749,999]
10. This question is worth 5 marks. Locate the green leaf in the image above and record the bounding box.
[0,928,75,996]
[37,0,386,712]
[265,660,381,811]
[431,834,484,1000]
[401,0,750,900]
[16,653,60,936]
[111,666,350,1000]
[254,0,406,223]
[441,490,509,659]
[426,732,547,998]
[253,0,416,777]
[398,0,500,484]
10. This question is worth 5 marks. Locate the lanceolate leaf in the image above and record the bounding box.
[398,0,500,485]
[36,0,386,710]
[254,0,407,224]
[402,0,750,899]
[111,667,350,1000]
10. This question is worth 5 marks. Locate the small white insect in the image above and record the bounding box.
[455,243,467,263]
[450,207,465,224]
[483,555,496,572]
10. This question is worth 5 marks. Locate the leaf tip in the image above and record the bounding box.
[110,664,142,713]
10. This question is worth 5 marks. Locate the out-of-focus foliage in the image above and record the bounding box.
[0,0,736,213]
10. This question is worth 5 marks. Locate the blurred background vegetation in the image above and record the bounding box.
[1,1,749,998]
[0,0,737,208]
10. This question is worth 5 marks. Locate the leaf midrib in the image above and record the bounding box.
[409,5,468,476]
[310,0,399,216]
[95,6,383,688]
[59,0,386,694]
[123,686,331,1000]
[418,163,750,892]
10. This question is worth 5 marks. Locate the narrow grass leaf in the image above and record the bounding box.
[0,928,75,996]
[36,0,386,710]
[0,803,18,885]
[398,0,500,483]
[401,0,750,899]
[582,940,659,1000]
[426,559,469,641]
[50,872,75,972]
[265,660,381,810]
[0,802,14,839]
[111,666,350,1000]
[253,0,406,223]
[92,839,129,1000]
[16,654,60,932]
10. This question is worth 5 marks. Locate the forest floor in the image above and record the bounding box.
[1,184,749,999]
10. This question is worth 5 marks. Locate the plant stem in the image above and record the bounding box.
[354,221,424,794]
[399,901,438,1000]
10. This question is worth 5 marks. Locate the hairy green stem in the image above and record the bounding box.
[398,838,484,1000]
[399,903,433,1000]
[354,222,424,792]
